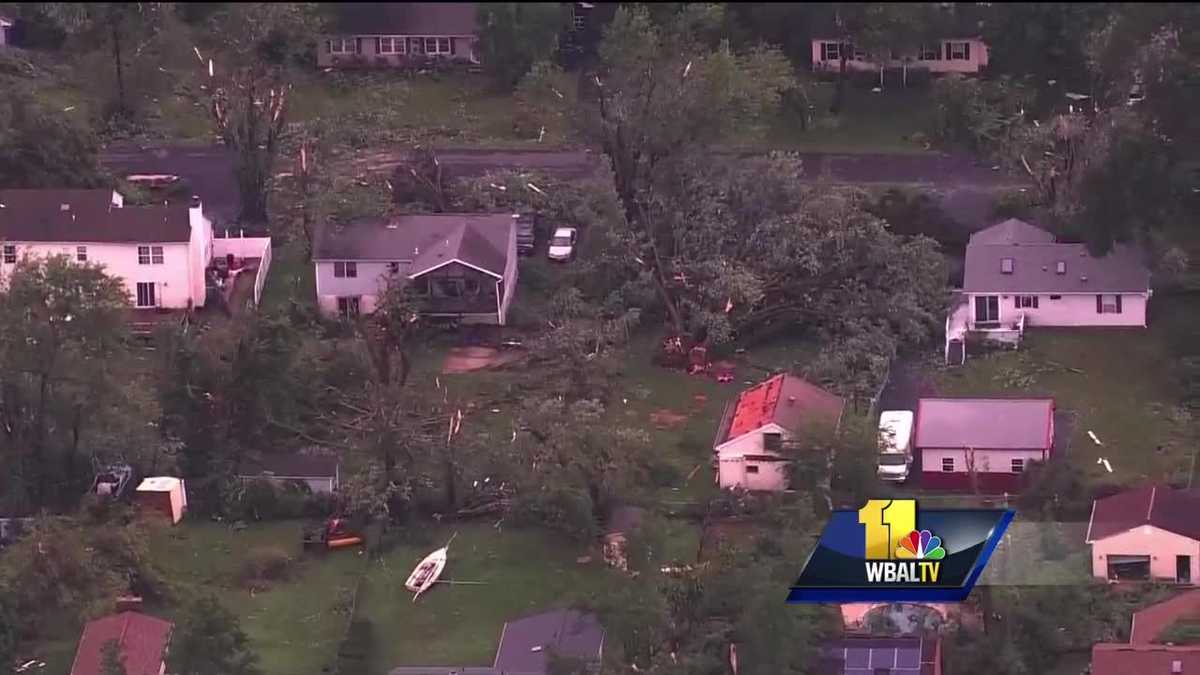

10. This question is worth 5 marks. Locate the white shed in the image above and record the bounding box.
[135,477,188,524]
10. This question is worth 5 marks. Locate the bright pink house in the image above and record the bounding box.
[1086,485,1200,583]
[916,397,1055,492]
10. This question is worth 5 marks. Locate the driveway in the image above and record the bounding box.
[875,354,940,415]
[101,143,240,228]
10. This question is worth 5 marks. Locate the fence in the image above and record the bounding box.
[212,234,273,307]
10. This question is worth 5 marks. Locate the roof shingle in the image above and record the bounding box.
[715,374,844,446]
[0,189,193,243]
[334,3,478,35]
[915,398,1055,450]
[493,609,605,673]
[963,242,1151,293]
[1087,485,1200,543]
[1092,644,1200,675]
[70,612,172,675]
[313,213,513,277]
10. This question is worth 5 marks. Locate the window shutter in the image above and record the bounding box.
[376,37,381,53]
[1014,297,1020,309]
[355,38,362,54]
[1116,295,1123,313]
[945,42,951,60]
[1032,296,1039,308]
[325,40,332,54]
[964,42,971,60]
[1096,294,1103,313]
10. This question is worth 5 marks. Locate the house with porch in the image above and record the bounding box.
[313,213,518,324]
[1086,485,1200,584]
[916,397,1055,492]
[811,37,989,75]
[945,218,1152,364]
[712,373,845,492]
[318,2,480,68]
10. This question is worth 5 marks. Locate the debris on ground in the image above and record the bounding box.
[649,409,689,429]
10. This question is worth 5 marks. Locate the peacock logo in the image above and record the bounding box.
[895,530,946,560]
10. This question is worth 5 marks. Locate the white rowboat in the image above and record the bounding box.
[406,533,457,601]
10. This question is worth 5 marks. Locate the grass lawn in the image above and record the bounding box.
[728,82,936,155]
[259,242,316,313]
[355,523,620,672]
[147,520,367,675]
[935,295,1200,486]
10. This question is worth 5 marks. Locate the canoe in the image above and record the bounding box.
[405,533,457,601]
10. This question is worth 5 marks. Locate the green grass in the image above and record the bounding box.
[259,242,316,313]
[147,521,367,675]
[356,524,620,672]
[935,295,1200,486]
[729,82,936,154]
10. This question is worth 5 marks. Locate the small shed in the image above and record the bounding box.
[237,451,340,494]
[135,477,188,524]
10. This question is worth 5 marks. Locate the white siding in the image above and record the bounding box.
[715,423,793,492]
[921,448,1048,474]
[1091,525,1200,582]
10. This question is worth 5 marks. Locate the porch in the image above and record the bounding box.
[944,293,1025,365]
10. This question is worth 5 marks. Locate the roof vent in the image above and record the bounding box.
[413,247,420,256]
[1056,261,1066,274]
[787,396,796,406]
[1000,257,1014,274]
[386,223,398,229]
[60,203,70,211]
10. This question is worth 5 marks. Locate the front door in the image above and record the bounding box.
[974,295,999,325]
[1179,555,1191,583]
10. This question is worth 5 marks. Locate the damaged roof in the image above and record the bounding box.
[714,373,844,447]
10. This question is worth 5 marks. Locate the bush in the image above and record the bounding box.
[239,546,294,588]
[647,460,683,489]
[512,486,597,543]
[992,190,1035,221]
[850,68,882,90]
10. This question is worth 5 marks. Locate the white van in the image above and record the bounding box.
[876,410,915,482]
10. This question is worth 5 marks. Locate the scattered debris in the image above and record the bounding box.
[1088,430,1103,446]
[650,409,688,429]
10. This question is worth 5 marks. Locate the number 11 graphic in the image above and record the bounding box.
[858,499,916,560]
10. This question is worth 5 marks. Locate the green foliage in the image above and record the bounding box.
[1156,617,1200,645]
[168,594,261,675]
[238,546,294,589]
[929,74,1031,155]
[869,187,966,250]
[477,3,570,90]
[513,60,573,140]
[0,92,108,189]
[336,618,374,675]
[512,485,598,544]
[100,638,128,675]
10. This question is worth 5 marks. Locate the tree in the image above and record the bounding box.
[100,638,128,675]
[586,4,795,337]
[476,3,570,90]
[0,256,132,511]
[0,93,107,189]
[167,595,260,675]
[825,3,943,111]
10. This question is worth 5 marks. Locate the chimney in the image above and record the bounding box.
[188,195,209,243]
[190,195,202,209]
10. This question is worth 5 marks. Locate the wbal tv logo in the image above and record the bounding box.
[787,499,1013,604]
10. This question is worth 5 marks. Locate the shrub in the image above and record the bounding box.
[512,486,597,543]
[647,460,683,489]
[992,189,1035,221]
[239,546,294,588]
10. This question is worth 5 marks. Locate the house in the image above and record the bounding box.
[945,219,1152,361]
[1085,485,1200,583]
[712,373,845,492]
[0,189,272,317]
[389,609,605,675]
[237,450,340,494]
[318,3,479,69]
[915,397,1055,492]
[0,15,12,47]
[312,213,518,324]
[817,636,942,675]
[1091,591,1200,675]
[70,611,173,675]
[135,477,188,524]
[811,37,988,75]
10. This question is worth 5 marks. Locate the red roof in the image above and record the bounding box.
[1092,644,1200,675]
[1087,485,1200,543]
[1131,590,1200,644]
[70,612,172,675]
[715,374,843,446]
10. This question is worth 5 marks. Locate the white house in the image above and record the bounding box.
[237,451,340,494]
[1086,485,1200,584]
[712,373,845,492]
[811,37,989,75]
[0,189,214,309]
[0,15,13,47]
[313,213,518,324]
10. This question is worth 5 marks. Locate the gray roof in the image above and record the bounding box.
[335,3,478,35]
[239,451,339,479]
[494,610,604,674]
[314,214,514,277]
[0,189,194,243]
[388,669,500,675]
[968,218,1057,246]
[963,243,1151,293]
[916,398,1055,450]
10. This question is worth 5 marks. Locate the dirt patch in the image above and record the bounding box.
[442,346,522,374]
[649,409,689,429]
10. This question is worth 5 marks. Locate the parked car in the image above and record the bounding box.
[547,227,578,262]
[876,410,914,482]
[516,213,536,256]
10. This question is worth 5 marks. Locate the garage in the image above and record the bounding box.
[1106,554,1151,581]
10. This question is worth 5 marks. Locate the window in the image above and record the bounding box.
[1011,458,1025,473]
[1056,261,1066,275]
[337,296,361,318]
[1016,295,1039,309]
[821,42,841,61]
[135,282,156,308]
[333,261,357,278]
[1000,257,1014,274]
[573,14,586,30]
[425,37,451,55]
[3,245,15,264]
[948,41,971,60]
[328,38,353,54]
[974,295,1000,324]
[746,465,760,475]
[1097,294,1123,314]
[434,278,462,298]
[464,278,481,296]
[138,245,163,265]
[409,37,424,54]
[412,277,430,295]
[917,44,940,61]
[763,432,782,451]
[942,457,955,472]
[387,261,401,275]
[1049,295,1062,300]
[76,246,87,262]
[377,37,406,54]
